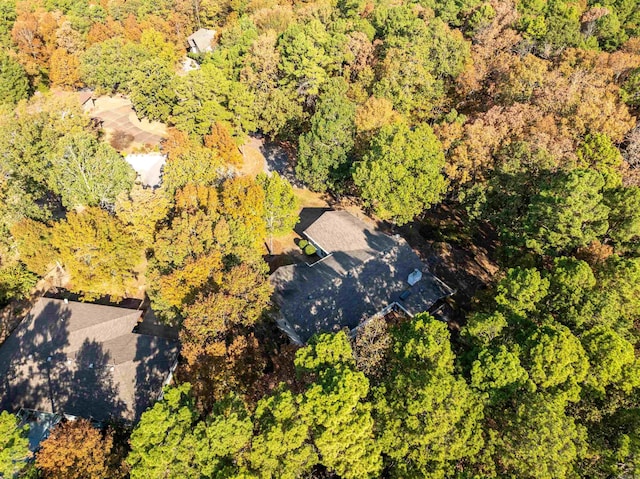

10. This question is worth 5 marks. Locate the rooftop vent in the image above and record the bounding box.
[408,269,422,286]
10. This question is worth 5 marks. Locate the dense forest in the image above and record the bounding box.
[1,0,640,477]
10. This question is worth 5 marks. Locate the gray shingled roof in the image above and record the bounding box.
[303,210,394,254]
[271,211,453,343]
[0,298,178,422]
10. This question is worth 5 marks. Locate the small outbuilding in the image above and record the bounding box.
[187,28,216,54]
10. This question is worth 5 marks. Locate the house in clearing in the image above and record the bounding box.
[0,297,178,423]
[187,28,216,54]
[270,210,454,344]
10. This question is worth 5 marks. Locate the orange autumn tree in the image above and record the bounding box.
[49,48,82,88]
[36,419,125,479]
[180,261,272,407]
[204,122,243,166]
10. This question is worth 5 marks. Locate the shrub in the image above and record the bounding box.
[304,244,317,255]
[298,239,308,249]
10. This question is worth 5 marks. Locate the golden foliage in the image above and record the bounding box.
[36,420,123,479]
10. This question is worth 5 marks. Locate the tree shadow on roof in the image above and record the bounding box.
[62,339,127,421]
[0,300,145,423]
[295,207,333,236]
[0,301,72,414]
[132,334,178,420]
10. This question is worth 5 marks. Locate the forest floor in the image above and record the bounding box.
[398,205,500,326]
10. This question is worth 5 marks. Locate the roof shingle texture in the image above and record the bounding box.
[0,298,178,422]
[271,211,453,343]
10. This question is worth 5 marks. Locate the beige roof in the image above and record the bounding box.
[302,210,385,254]
[187,28,216,51]
[0,298,178,422]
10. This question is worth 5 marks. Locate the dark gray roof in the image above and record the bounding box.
[0,298,178,422]
[272,212,453,343]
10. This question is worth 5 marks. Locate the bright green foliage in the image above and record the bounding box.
[494,267,549,318]
[493,394,587,479]
[0,96,89,219]
[621,68,640,107]
[0,52,29,106]
[605,186,640,252]
[517,0,584,50]
[51,208,142,300]
[256,172,299,252]
[594,256,640,333]
[375,315,484,478]
[524,169,609,255]
[302,368,381,479]
[0,263,37,306]
[296,79,356,192]
[606,410,640,478]
[0,0,16,48]
[51,132,136,209]
[594,9,627,51]
[419,0,482,26]
[545,257,597,329]
[278,20,338,97]
[373,45,443,122]
[240,31,305,139]
[470,345,530,403]
[297,332,382,479]
[172,63,255,136]
[353,122,447,225]
[128,384,201,479]
[129,61,176,122]
[80,39,149,93]
[209,17,259,76]
[248,390,318,478]
[576,133,623,188]
[463,311,508,346]
[80,31,175,94]
[581,326,636,394]
[0,411,31,479]
[295,331,356,374]
[195,396,254,476]
[524,323,589,396]
[373,10,469,121]
[577,133,622,170]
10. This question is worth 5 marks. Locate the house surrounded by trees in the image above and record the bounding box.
[186,28,216,54]
[271,210,453,344]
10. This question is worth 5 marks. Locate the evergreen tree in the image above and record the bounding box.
[0,51,29,105]
[0,411,30,479]
[353,122,448,225]
[296,78,356,192]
